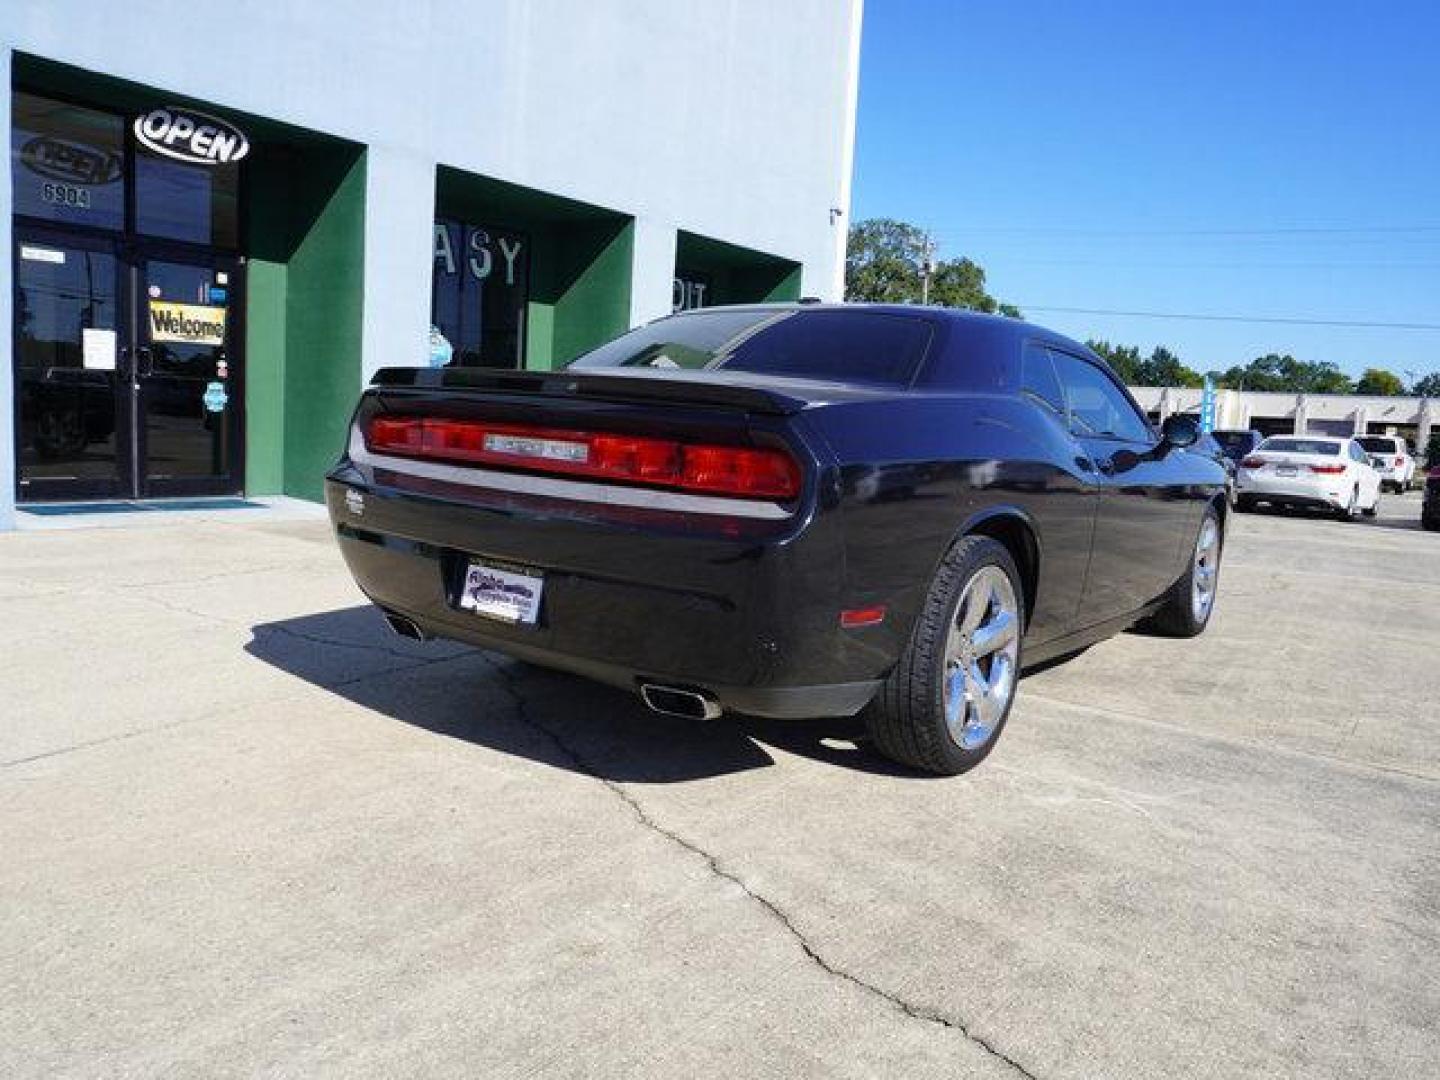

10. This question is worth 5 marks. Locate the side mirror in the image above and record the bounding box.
[1160,413,1200,449]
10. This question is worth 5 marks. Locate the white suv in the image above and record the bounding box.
[1356,435,1418,492]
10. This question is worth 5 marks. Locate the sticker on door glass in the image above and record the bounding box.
[203,382,228,413]
[150,301,226,345]
[20,245,65,264]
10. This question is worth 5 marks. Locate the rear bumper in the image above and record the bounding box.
[1236,472,1349,509]
[324,469,887,719]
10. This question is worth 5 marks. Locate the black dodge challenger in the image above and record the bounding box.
[326,304,1227,775]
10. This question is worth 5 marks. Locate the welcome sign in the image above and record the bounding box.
[149,301,227,346]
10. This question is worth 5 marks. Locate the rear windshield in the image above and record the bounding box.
[568,309,933,389]
[1357,436,1400,453]
[1259,438,1340,456]
[1211,431,1255,451]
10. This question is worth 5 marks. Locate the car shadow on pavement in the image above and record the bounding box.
[246,606,928,783]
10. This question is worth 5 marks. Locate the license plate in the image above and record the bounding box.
[1370,458,1386,469]
[458,561,544,625]
[1277,465,1298,477]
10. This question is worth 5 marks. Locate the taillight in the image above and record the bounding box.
[1309,463,1346,474]
[1394,456,1405,467]
[1240,456,1266,469]
[363,416,801,500]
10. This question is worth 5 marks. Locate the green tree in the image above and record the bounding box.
[845,218,1020,316]
[1086,341,1202,386]
[1412,372,1440,397]
[1355,368,1406,396]
[1086,340,1143,383]
[1136,345,1204,388]
[1212,354,1352,394]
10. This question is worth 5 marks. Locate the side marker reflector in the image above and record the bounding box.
[840,605,887,628]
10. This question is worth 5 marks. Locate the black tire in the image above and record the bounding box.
[864,535,1023,776]
[1140,504,1223,638]
[1334,487,1359,522]
[1423,516,1440,533]
[1234,495,1256,513]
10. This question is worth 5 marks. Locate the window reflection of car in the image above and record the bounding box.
[20,365,115,459]
[1189,431,1237,495]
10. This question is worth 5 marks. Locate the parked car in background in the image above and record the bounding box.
[1211,429,1264,468]
[1356,435,1417,492]
[1423,466,1440,531]
[1236,435,1382,519]
[326,305,1229,776]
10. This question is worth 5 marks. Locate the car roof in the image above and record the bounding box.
[661,301,1101,364]
[1263,434,1348,443]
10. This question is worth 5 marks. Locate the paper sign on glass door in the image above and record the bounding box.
[81,328,118,370]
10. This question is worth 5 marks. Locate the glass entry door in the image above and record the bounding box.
[13,228,129,500]
[135,247,242,497]
[12,230,243,501]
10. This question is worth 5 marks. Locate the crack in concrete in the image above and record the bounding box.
[476,653,1039,1080]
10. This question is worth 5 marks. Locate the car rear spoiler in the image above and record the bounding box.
[368,366,811,416]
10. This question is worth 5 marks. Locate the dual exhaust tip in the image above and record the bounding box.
[381,610,721,720]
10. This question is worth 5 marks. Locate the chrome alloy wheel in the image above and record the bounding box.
[942,566,1020,751]
[1191,515,1221,623]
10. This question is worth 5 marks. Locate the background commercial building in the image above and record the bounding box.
[1132,385,1438,454]
[1,1,865,529]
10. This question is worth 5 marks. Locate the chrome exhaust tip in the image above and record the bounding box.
[382,611,430,641]
[639,683,723,721]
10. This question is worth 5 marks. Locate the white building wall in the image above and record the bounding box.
[0,0,864,520]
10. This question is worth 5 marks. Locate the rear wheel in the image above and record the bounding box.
[1140,505,1222,638]
[1363,489,1380,518]
[1334,486,1359,521]
[864,535,1023,776]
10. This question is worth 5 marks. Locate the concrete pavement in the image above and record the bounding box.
[2,495,1437,1078]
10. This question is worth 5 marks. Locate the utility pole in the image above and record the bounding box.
[919,233,936,306]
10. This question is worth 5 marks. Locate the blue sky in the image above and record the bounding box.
[850,0,1440,380]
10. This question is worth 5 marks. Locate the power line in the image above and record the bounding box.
[929,224,1440,238]
[987,257,1440,271]
[1016,305,1440,331]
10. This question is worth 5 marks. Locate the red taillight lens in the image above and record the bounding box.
[1309,463,1346,474]
[363,416,801,500]
[1240,456,1266,469]
[1394,456,1405,466]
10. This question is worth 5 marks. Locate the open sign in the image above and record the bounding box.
[133,107,250,166]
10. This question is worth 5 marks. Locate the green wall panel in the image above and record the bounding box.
[435,167,633,371]
[281,149,366,501]
[243,258,287,494]
[675,230,802,308]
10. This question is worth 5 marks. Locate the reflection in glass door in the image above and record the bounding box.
[137,252,242,496]
[11,235,243,501]
[12,231,127,500]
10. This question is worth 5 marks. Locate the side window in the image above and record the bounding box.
[1350,442,1367,464]
[1020,343,1066,419]
[1050,350,1154,443]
